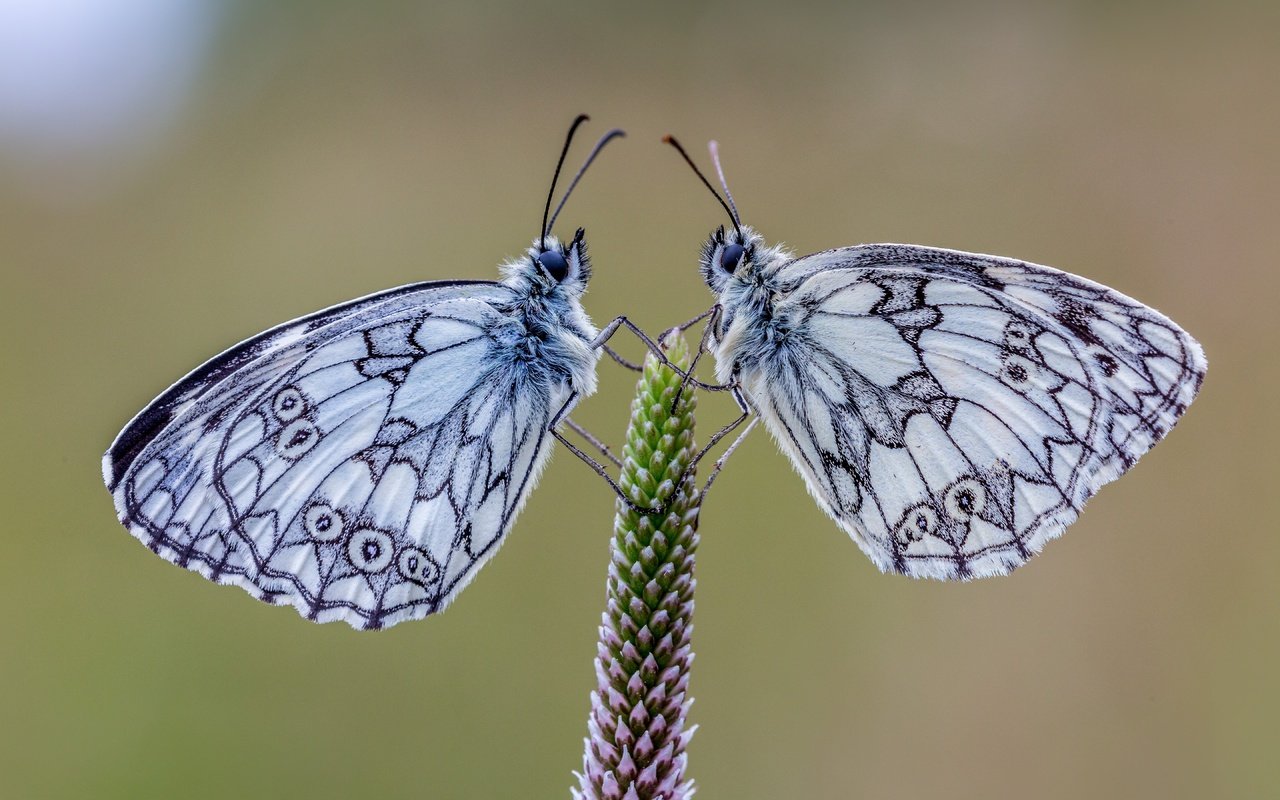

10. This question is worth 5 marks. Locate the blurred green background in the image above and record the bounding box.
[2,1,1275,798]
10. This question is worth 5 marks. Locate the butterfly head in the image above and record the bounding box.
[700,224,757,292]
[699,224,792,296]
[505,228,592,298]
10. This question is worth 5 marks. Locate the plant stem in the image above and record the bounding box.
[573,332,700,800]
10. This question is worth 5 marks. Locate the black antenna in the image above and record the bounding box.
[662,134,742,238]
[708,140,741,229]
[541,114,591,250]
[546,128,626,235]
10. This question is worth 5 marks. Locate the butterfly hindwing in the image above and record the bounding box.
[108,280,568,628]
[748,244,1205,579]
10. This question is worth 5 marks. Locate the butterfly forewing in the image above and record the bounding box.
[744,244,1205,579]
[104,280,509,490]
[107,280,569,629]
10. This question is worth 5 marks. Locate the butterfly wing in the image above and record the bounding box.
[106,280,569,628]
[737,244,1205,579]
[105,279,503,488]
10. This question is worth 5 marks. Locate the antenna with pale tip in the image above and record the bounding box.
[708,140,741,230]
[662,134,742,238]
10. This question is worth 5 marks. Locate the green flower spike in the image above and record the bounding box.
[573,332,700,800]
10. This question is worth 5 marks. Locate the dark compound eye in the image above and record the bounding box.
[537,249,569,281]
[720,243,744,273]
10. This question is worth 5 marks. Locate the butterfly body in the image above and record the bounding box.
[105,236,602,629]
[698,224,1205,580]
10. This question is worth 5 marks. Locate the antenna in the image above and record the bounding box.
[662,135,742,238]
[708,140,741,229]
[546,128,626,235]
[541,114,590,249]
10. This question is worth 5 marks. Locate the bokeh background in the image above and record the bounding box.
[2,1,1276,798]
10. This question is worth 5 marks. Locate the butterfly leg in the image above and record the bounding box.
[563,417,622,468]
[549,390,661,515]
[579,318,749,516]
[688,376,754,471]
[600,344,643,372]
[669,305,734,414]
[700,416,759,503]
[662,374,758,509]
[668,305,718,335]
[591,316,724,392]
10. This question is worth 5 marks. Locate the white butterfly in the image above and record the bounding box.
[103,117,663,629]
[666,138,1207,580]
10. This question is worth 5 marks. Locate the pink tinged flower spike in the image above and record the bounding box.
[573,332,701,800]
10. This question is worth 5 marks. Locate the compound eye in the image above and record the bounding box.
[537,249,570,281]
[720,243,745,273]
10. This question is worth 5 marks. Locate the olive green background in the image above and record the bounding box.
[3,2,1276,798]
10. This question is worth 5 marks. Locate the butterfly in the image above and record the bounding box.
[103,116,668,629]
[664,137,1207,580]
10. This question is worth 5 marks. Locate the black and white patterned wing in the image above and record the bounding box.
[749,244,1205,579]
[106,281,566,628]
